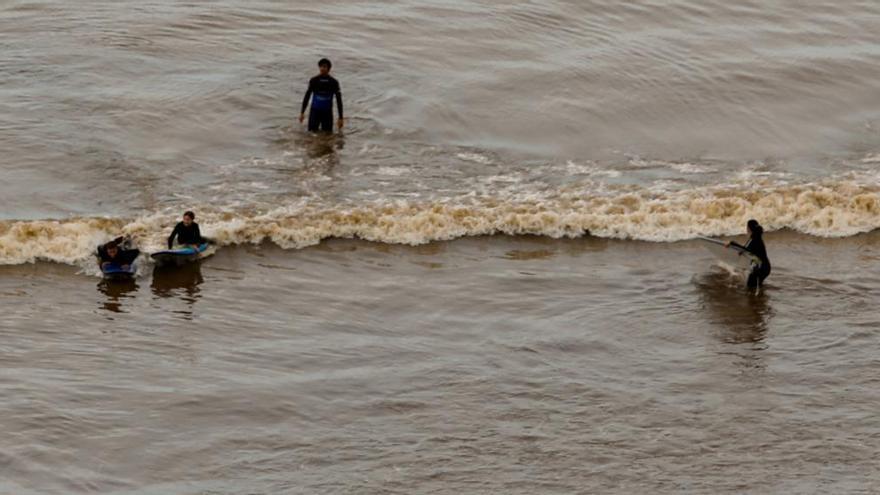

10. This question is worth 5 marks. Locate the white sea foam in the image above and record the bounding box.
[861,154,880,164]
[456,153,493,165]
[565,160,622,178]
[668,162,713,174]
[2,179,878,266]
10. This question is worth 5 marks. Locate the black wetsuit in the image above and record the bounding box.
[97,241,139,266]
[732,237,771,289]
[168,222,202,249]
[301,75,343,132]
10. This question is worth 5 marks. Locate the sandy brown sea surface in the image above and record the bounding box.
[2,0,880,493]
[2,233,879,493]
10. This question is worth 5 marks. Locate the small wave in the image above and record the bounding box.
[456,152,493,165]
[1,179,878,266]
[862,154,880,164]
[565,160,622,178]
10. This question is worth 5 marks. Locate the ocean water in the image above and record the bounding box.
[1,1,879,493]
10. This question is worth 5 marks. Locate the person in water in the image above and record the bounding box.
[726,219,771,290]
[167,211,203,249]
[97,237,139,269]
[299,58,344,133]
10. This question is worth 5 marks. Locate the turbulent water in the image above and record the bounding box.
[2,1,880,493]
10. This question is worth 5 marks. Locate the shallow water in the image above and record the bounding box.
[2,234,880,493]
[2,0,880,493]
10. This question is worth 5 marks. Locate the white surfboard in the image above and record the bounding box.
[698,236,762,272]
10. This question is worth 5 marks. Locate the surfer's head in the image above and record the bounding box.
[747,219,763,238]
[318,58,332,75]
[183,211,195,226]
[105,241,119,258]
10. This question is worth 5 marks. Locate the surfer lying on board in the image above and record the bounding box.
[726,219,771,290]
[97,237,139,269]
[167,211,204,249]
[299,58,344,133]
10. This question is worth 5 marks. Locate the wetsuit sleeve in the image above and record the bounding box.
[194,224,203,244]
[121,249,140,265]
[335,81,343,119]
[168,224,180,249]
[730,241,745,250]
[301,79,313,115]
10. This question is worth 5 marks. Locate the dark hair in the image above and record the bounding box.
[747,219,763,238]
[318,58,332,69]
[184,211,195,220]
[105,241,118,251]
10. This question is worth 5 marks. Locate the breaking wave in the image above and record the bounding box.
[1,179,878,266]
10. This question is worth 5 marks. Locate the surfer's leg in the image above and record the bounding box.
[747,265,770,290]
[747,269,760,289]
[307,110,321,132]
[318,110,334,132]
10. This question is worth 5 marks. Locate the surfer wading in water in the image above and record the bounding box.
[299,58,344,133]
[726,219,771,290]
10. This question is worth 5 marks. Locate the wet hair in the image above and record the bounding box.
[747,219,764,238]
[318,58,332,69]
[184,211,195,220]
[104,241,118,251]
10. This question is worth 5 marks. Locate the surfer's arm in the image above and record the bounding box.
[744,239,768,261]
[194,224,203,244]
[300,80,313,117]
[168,225,180,249]
[122,249,140,265]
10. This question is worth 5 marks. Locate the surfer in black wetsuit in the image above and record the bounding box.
[97,237,139,269]
[726,219,771,290]
[168,211,203,249]
[299,58,344,133]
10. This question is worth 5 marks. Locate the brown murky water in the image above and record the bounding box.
[2,234,880,493]
[2,1,880,493]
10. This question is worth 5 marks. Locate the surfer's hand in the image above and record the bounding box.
[724,241,731,248]
[337,117,344,129]
[299,113,305,124]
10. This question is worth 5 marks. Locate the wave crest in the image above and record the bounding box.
[2,180,878,265]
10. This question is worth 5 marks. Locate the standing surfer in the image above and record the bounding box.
[299,58,344,133]
[726,219,771,290]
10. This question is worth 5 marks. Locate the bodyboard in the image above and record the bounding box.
[151,242,211,268]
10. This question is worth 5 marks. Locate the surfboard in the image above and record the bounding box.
[150,242,211,268]
[698,237,762,272]
[101,262,137,280]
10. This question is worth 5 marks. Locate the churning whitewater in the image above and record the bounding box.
[2,172,879,266]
